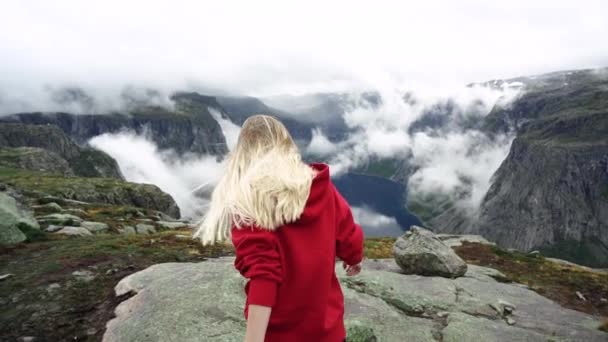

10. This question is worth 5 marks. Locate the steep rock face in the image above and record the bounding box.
[0,123,123,179]
[475,136,608,266]
[1,92,229,156]
[419,69,608,266]
[216,96,315,143]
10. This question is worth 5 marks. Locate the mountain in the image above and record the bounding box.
[216,96,316,143]
[426,68,608,267]
[0,92,230,156]
[0,123,123,179]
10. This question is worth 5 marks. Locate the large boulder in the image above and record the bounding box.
[393,226,468,278]
[102,258,606,342]
[0,192,40,244]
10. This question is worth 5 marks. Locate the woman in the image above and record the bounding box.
[194,115,364,342]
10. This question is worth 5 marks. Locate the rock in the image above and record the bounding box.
[72,270,95,282]
[135,224,156,235]
[436,234,495,248]
[45,225,63,233]
[576,291,587,301]
[0,192,40,244]
[393,226,468,278]
[0,273,14,280]
[506,317,516,325]
[31,202,63,213]
[18,336,36,342]
[118,226,136,235]
[61,208,88,217]
[46,283,61,293]
[55,226,92,237]
[174,234,191,240]
[103,258,606,342]
[529,250,541,257]
[36,213,82,226]
[156,221,188,230]
[81,221,109,233]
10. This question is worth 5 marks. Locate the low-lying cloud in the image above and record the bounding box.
[351,206,403,237]
[89,131,225,219]
[310,84,519,215]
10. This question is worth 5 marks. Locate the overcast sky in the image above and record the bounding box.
[1,0,607,96]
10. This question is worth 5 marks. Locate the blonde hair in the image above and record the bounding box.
[192,115,316,245]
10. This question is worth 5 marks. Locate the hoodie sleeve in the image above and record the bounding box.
[333,185,365,266]
[231,226,283,307]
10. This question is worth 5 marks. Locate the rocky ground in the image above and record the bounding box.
[1,230,607,341]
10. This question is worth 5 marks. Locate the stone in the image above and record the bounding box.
[576,291,587,301]
[36,213,82,226]
[55,226,92,237]
[135,224,156,235]
[393,226,468,278]
[31,202,62,213]
[0,192,40,244]
[81,221,110,233]
[118,226,136,235]
[72,270,95,282]
[102,258,606,342]
[156,221,188,230]
[45,225,63,233]
[61,208,88,217]
[174,234,191,240]
[436,234,495,248]
[0,273,14,280]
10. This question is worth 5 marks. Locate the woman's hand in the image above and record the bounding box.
[343,262,361,276]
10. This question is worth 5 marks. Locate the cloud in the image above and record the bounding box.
[306,128,338,156]
[89,131,225,219]
[208,107,241,150]
[351,206,403,237]
[311,84,518,213]
[1,0,607,101]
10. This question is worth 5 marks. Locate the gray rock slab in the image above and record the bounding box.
[103,258,606,342]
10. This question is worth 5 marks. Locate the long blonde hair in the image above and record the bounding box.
[192,115,316,245]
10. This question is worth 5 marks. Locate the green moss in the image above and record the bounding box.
[16,223,48,242]
[68,149,120,178]
[538,239,608,268]
[346,324,378,342]
[364,238,396,259]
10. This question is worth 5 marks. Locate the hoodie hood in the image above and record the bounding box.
[297,163,332,224]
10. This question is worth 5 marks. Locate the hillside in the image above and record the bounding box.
[424,68,608,267]
[0,92,230,156]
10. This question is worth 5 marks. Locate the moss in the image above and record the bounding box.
[538,239,608,268]
[364,238,396,259]
[16,223,48,242]
[68,149,121,178]
[454,242,608,317]
[346,324,378,342]
[0,229,235,340]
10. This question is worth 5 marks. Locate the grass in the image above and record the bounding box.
[364,238,608,321]
[0,230,234,341]
[454,242,608,317]
[2,232,607,340]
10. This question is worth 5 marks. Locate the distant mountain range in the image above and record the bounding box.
[1,67,606,266]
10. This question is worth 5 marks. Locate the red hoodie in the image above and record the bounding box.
[231,163,364,342]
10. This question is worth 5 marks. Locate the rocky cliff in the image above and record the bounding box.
[0,92,229,156]
[0,123,123,179]
[428,68,608,267]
